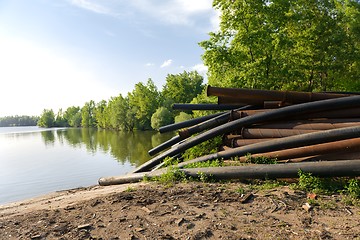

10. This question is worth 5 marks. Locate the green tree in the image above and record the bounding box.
[107,94,134,131]
[94,100,108,129]
[64,106,81,127]
[151,107,173,130]
[37,109,55,128]
[55,108,67,127]
[174,112,193,123]
[200,0,360,91]
[81,100,96,128]
[162,71,204,104]
[128,79,160,130]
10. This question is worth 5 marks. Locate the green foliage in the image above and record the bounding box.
[346,179,360,198]
[190,88,218,118]
[182,136,223,160]
[128,79,161,130]
[196,171,214,183]
[200,0,360,91]
[251,180,286,190]
[153,167,188,186]
[37,109,55,128]
[106,94,134,131]
[174,112,193,123]
[55,108,67,127]
[295,170,346,194]
[64,106,81,127]
[245,153,277,164]
[184,159,223,169]
[0,115,38,127]
[94,100,108,129]
[81,100,96,128]
[162,71,204,105]
[151,107,173,130]
[125,186,136,192]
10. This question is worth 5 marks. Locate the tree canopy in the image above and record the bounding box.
[200,0,360,91]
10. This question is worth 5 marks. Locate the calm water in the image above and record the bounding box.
[0,126,174,204]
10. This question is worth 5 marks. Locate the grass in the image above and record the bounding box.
[146,155,360,204]
[245,153,277,164]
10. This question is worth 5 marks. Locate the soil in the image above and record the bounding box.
[0,182,359,240]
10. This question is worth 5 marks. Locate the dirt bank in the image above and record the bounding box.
[0,182,359,239]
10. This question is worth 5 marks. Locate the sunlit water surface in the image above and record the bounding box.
[0,127,173,204]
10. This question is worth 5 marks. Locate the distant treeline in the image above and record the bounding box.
[0,115,39,127]
[37,71,208,131]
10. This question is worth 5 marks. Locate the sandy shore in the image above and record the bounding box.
[0,182,359,239]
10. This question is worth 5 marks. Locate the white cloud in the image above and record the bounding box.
[67,0,217,29]
[69,0,113,15]
[192,63,208,75]
[160,59,173,68]
[130,0,214,26]
[145,62,155,67]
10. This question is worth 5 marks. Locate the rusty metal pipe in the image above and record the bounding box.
[158,112,224,134]
[99,160,360,185]
[225,138,269,147]
[240,128,318,138]
[133,96,360,173]
[230,108,360,120]
[177,125,360,168]
[172,103,247,110]
[207,85,353,104]
[254,119,360,130]
[236,138,360,161]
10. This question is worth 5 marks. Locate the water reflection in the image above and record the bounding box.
[40,131,55,146]
[42,128,175,166]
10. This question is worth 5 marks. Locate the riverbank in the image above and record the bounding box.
[0,182,359,239]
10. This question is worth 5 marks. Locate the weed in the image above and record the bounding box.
[235,187,245,194]
[245,153,277,164]
[346,179,360,198]
[182,136,222,160]
[152,167,187,186]
[197,171,214,183]
[162,157,179,167]
[184,159,223,169]
[294,170,348,195]
[125,186,136,192]
[251,179,285,190]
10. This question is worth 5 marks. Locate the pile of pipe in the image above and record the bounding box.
[99,86,360,186]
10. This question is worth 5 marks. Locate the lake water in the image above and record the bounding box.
[0,126,174,204]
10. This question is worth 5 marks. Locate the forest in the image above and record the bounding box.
[37,71,205,130]
[5,0,360,131]
[0,115,39,127]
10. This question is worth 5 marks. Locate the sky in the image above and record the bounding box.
[0,0,219,117]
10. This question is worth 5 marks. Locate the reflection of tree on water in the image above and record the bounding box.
[40,131,55,146]
[49,128,174,167]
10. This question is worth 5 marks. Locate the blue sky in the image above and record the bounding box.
[0,0,219,117]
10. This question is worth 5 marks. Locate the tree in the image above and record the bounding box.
[162,71,204,105]
[81,100,96,128]
[128,79,161,130]
[55,108,67,127]
[37,109,55,128]
[200,0,360,91]
[174,112,192,123]
[107,94,134,131]
[64,106,81,127]
[151,107,173,130]
[94,100,108,129]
